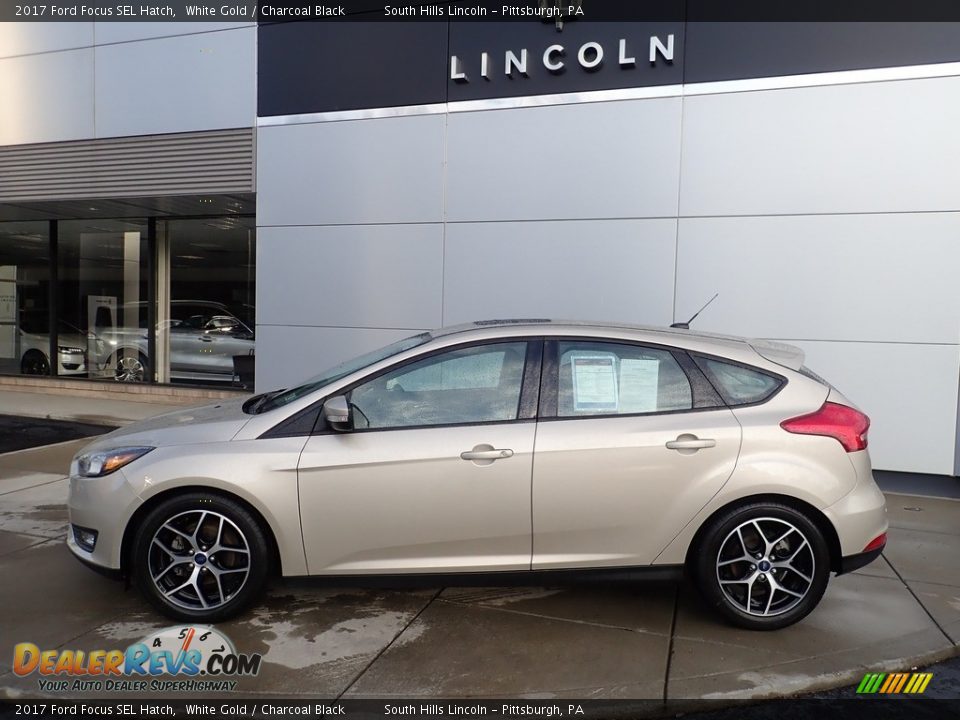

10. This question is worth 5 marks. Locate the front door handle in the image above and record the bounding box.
[461,443,514,466]
[461,448,514,461]
[666,435,716,451]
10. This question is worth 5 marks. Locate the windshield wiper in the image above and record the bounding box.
[250,389,286,414]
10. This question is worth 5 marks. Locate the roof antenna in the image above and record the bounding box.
[671,293,718,330]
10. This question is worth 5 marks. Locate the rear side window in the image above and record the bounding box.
[696,357,782,406]
[556,341,692,417]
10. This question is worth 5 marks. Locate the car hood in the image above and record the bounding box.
[77,397,253,454]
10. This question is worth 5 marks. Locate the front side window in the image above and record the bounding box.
[556,341,692,417]
[348,342,528,429]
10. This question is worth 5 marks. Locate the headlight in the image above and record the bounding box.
[59,346,85,355]
[73,447,154,478]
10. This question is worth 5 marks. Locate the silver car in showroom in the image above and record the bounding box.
[95,300,255,384]
[67,320,887,630]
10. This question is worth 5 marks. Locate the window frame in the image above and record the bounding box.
[265,337,544,438]
[538,336,725,421]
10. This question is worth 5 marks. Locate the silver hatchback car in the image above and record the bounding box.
[67,320,887,630]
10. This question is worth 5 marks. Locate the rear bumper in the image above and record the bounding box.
[823,453,888,558]
[838,546,885,575]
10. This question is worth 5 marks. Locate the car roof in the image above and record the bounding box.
[430,319,804,371]
[433,318,746,344]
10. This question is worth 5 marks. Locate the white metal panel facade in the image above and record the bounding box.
[256,65,960,474]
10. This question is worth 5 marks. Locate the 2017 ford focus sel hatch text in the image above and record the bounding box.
[67,320,887,630]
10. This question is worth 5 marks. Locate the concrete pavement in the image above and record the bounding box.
[0,439,957,703]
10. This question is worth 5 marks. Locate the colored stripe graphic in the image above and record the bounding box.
[892,673,909,693]
[856,672,932,694]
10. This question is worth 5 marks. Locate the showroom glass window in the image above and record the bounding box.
[0,222,50,376]
[556,341,692,417]
[58,219,149,382]
[161,218,255,387]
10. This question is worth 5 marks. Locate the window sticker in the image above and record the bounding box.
[571,354,619,412]
[619,358,660,413]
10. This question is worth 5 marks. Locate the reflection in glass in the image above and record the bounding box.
[59,219,149,382]
[164,218,255,386]
[349,342,527,429]
[0,222,51,376]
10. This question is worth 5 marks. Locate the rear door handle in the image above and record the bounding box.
[666,435,716,451]
[461,448,514,461]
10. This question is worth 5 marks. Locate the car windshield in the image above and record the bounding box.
[253,332,432,414]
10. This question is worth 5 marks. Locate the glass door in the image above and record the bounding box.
[58,219,149,382]
[162,217,256,387]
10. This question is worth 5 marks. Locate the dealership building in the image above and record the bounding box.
[0,16,958,477]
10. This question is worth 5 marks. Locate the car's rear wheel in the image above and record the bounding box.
[693,502,830,630]
[132,494,269,622]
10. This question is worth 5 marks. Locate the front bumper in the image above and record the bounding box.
[67,468,141,573]
[68,543,123,580]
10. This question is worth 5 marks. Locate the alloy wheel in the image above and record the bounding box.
[115,355,145,382]
[715,517,816,617]
[147,510,251,611]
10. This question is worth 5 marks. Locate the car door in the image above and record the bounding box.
[531,338,742,570]
[297,339,541,575]
[168,315,208,375]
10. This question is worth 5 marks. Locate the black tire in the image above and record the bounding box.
[21,350,50,376]
[692,502,831,630]
[112,350,148,383]
[132,493,270,622]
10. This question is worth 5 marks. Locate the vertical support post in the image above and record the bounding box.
[47,220,58,377]
[147,217,157,384]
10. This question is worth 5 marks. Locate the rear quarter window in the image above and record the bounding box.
[695,356,783,406]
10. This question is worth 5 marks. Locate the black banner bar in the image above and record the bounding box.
[9,0,960,22]
[1,699,959,720]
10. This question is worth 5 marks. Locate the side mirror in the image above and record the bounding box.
[322,395,352,431]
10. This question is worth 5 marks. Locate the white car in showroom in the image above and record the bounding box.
[66,320,887,630]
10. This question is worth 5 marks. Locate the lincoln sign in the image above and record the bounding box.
[450,34,676,82]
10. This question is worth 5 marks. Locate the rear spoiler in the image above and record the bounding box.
[748,339,805,371]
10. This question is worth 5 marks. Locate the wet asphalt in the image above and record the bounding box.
[0,414,111,454]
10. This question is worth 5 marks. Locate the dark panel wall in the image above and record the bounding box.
[257,22,449,115]
[258,21,960,117]
[685,22,960,83]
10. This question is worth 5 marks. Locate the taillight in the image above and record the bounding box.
[863,533,886,553]
[780,402,870,452]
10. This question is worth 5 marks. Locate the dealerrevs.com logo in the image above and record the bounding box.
[13,625,261,692]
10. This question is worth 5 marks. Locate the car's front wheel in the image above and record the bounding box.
[21,350,50,375]
[112,350,148,382]
[132,493,269,622]
[692,502,831,630]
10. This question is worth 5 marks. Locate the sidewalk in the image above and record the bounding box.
[0,439,957,702]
